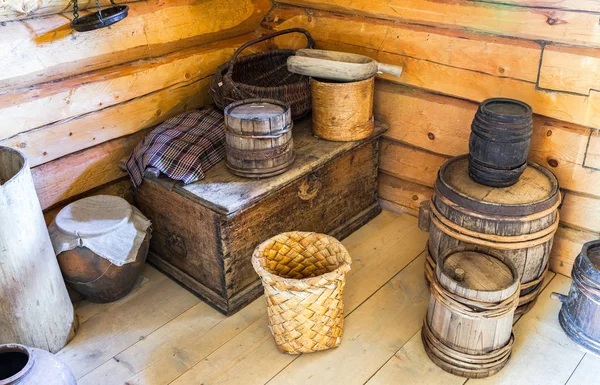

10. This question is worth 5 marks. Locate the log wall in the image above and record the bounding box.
[0,0,272,222]
[264,1,600,277]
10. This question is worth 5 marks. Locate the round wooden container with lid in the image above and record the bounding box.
[419,154,560,315]
[422,246,520,378]
[311,76,374,141]
[224,99,295,178]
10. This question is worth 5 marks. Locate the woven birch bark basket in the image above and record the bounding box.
[251,232,352,354]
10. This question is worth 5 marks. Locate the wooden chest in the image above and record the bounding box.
[133,119,386,315]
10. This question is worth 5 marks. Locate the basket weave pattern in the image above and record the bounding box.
[252,232,351,354]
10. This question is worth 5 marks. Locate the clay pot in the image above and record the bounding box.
[0,344,76,385]
[57,231,150,303]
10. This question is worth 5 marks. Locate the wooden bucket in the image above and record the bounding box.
[311,76,374,141]
[422,246,520,378]
[419,155,560,315]
[224,99,295,178]
[552,240,600,356]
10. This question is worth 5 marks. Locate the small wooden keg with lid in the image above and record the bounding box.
[422,246,520,378]
[420,154,560,315]
[224,98,295,178]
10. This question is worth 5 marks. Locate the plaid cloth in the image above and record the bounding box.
[126,106,225,188]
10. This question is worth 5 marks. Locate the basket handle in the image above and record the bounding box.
[228,28,315,72]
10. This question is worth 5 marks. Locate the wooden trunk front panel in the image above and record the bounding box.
[134,178,225,298]
[223,139,379,298]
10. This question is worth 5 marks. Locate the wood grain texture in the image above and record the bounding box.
[471,0,600,12]
[375,81,600,198]
[276,0,600,47]
[0,147,76,353]
[309,40,600,129]
[539,45,600,95]
[0,34,261,141]
[378,172,433,217]
[550,226,599,277]
[264,6,541,82]
[1,77,212,168]
[0,0,272,92]
[31,129,148,210]
[0,0,143,22]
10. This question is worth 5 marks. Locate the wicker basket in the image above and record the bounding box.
[210,28,314,120]
[251,232,352,354]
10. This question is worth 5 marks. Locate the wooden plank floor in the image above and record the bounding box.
[58,210,599,384]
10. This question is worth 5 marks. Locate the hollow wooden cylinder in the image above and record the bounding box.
[0,147,76,353]
[424,155,559,315]
[423,246,519,378]
[311,76,374,141]
[224,99,295,178]
[553,241,600,356]
[469,98,533,187]
[57,231,150,303]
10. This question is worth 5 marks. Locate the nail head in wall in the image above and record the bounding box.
[428,132,435,140]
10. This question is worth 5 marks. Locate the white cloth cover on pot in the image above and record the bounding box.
[48,195,151,266]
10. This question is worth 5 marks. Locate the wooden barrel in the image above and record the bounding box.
[422,246,520,378]
[469,98,533,187]
[311,76,374,141]
[552,240,600,356]
[420,155,560,315]
[224,99,294,178]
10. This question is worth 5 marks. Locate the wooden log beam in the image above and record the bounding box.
[539,45,600,96]
[1,77,213,167]
[0,33,261,142]
[551,226,599,277]
[276,0,600,47]
[0,0,144,22]
[471,0,600,13]
[263,6,541,82]
[0,0,271,92]
[263,9,600,128]
[374,80,600,198]
[31,129,148,210]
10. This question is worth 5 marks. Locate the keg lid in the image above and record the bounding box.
[480,98,532,122]
[228,102,286,120]
[442,251,514,291]
[55,195,133,237]
[436,155,560,216]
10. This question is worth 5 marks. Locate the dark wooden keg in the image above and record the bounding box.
[224,99,294,178]
[419,155,560,315]
[423,246,519,378]
[552,240,600,356]
[469,98,533,187]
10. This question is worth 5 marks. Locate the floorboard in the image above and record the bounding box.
[57,211,599,385]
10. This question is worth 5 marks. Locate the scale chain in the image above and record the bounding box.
[72,0,79,22]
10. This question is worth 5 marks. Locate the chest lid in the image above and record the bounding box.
[150,118,386,216]
[436,155,560,216]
